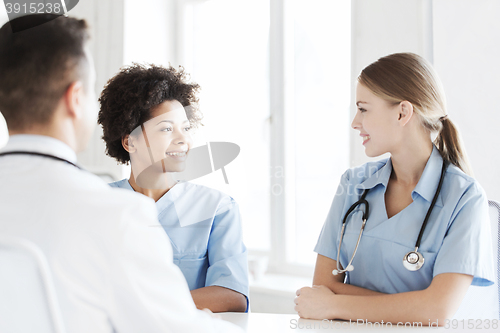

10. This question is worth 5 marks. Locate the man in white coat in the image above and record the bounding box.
[0,14,242,333]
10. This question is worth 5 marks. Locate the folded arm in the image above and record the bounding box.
[297,255,472,325]
[191,286,247,312]
[313,254,383,296]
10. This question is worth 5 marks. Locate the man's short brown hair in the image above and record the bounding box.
[0,14,90,130]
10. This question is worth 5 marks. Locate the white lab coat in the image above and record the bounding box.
[0,135,242,333]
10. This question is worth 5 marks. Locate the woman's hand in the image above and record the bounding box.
[294,285,337,320]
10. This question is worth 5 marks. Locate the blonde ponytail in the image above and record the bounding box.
[358,53,473,176]
[434,116,473,176]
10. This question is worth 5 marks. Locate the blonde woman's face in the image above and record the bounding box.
[351,82,401,157]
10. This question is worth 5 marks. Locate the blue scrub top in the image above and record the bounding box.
[315,146,495,294]
[110,180,249,305]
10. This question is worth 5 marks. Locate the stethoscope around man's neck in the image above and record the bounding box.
[332,159,449,275]
[0,151,81,169]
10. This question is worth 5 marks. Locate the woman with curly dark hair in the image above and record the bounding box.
[98,64,248,313]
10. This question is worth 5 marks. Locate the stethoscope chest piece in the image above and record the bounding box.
[403,250,424,271]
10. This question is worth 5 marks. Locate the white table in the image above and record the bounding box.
[219,313,498,332]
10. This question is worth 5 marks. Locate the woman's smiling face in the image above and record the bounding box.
[129,100,193,174]
[351,82,402,158]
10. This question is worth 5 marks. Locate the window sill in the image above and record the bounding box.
[250,273,311,296]
[249,273,311,313]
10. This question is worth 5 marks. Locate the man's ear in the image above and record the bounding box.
[122,135,136,153]
[64,81,85,120]
[397,101,414,127]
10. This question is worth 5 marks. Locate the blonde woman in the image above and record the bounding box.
[295,53,494,324]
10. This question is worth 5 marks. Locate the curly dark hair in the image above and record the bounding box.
[98,63,202,164]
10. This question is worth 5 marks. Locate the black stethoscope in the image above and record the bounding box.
[332,160,448,275]
[0,151,81,169]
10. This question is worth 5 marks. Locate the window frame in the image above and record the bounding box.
[174,0,348,278]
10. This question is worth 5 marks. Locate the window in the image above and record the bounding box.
[288,0,351,266]
[179,0,351,275]
[178,0,271,251]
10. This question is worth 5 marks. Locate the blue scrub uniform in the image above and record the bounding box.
[110,180,249,306]
[315,146,495,294]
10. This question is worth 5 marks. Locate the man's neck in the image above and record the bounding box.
[9,122,78,152]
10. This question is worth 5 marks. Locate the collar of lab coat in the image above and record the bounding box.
[0,134,77,163]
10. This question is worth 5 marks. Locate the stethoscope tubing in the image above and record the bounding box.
[0,151,81,169]
[334,189,369,275]
[414,159,448,251]
[334,159,449,275]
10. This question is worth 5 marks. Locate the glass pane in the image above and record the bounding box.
[183,0,271,251]
[289,0,351,265]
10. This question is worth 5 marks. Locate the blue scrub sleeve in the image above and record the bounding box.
[433,183,495,286]
[205,198,249,309]
[314,171,350,262]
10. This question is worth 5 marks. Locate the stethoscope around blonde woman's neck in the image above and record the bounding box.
[332,159,449,275]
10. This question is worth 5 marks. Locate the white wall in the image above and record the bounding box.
[433,0,500,201]
[124,0,177,66]
[350,0,433,167]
